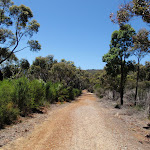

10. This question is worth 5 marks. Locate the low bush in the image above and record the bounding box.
[58,88,70,102]
[0,80,19,128]
[94,87,105,98]
[46,82,62,103]
[0,78,82,128]
[72,88,81,99]
[13,77,31,116]
[29,79,46,110]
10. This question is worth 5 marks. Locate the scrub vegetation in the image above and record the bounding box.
[91,0,150,116]
[0,0,150,130]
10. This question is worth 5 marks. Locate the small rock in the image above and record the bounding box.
[139,141,143,144]
[25,129,29,132]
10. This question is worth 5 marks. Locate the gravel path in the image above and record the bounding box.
[1,91,150,150]
[0,103,70,147]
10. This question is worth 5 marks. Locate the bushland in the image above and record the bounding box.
[0,77,81,128]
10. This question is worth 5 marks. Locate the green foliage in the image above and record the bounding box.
[58,88,70,102]
[132,28,149,55]
[45,82,81,103]
[2,66,12,78]
[29,79,46,110]
[13,77,31,116]
[30,55,57,81]
[132,0,150,23]
[94,87,104,99]
[0,80,19,128]
[50,62,76,87]
[63,87,81,101]
[86,69,102,75]
[72,88,82,98]
[30,57,92,91]
[126,75,136,90]
[20,59,30,70]
[28,40,41,52]
[45,82,62,103]
[0,56,86,127]
[110,0,150,25]
[0,0,41,65]
[12,77,46,116]
[103,24,136,105]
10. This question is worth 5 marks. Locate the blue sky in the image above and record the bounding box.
[14,0,149,70]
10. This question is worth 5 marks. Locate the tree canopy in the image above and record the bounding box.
[0,0,41,65]
[110,0,150,25]
[103,24,135,105]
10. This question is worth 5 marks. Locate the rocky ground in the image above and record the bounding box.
[0,103,70,147]
[0,91,150,150]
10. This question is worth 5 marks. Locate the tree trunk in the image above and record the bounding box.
[135,58,140,106]
[120,57,124,105]
[113,90,115,100]
[120,69,124,105]
[0,70,3,81]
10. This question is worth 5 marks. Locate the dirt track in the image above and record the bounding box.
[1,91,150,150]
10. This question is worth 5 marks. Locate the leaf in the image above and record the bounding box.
[28,40,41,52]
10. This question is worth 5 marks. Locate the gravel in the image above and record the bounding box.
[1,91,150,150]
[0,103,69,148]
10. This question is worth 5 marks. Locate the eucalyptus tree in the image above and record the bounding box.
[50,61,77,87]
[0,0,41,65]
[1,53,18,78]
[103,24,135,105]
[50,59,90,90]
[20,59,30,71]
[80,70,93,91]
[145,61,150,81]
[110,0,150,25]
[132,29,150,105]
[30,55,57,81]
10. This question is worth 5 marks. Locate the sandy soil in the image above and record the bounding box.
[1,91,150,150]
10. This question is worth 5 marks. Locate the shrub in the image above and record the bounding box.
[69,88,81,100]
[0,77,82,128]
[46,83,81,103]
[58,88,69,102]
[73,88,81,97]
[58,96,64,102]
[13,77,31,116]
[126,79,136,90]
[94,87,105,98]
[46,82,62,103]
[0,80,19,128]
[29,79,46,110]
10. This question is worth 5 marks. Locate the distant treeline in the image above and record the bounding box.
[0,56,92,128]
[85,69,103,75]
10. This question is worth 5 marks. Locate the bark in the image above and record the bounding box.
[149,103,150,118]
[0,26,19,65]
[134,58,140,106]
[113,90,115,100]
[0,70,3,81]
[120,56,124,105]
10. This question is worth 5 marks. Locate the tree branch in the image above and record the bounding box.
[14,46,29,53]
[0,22,19,65]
